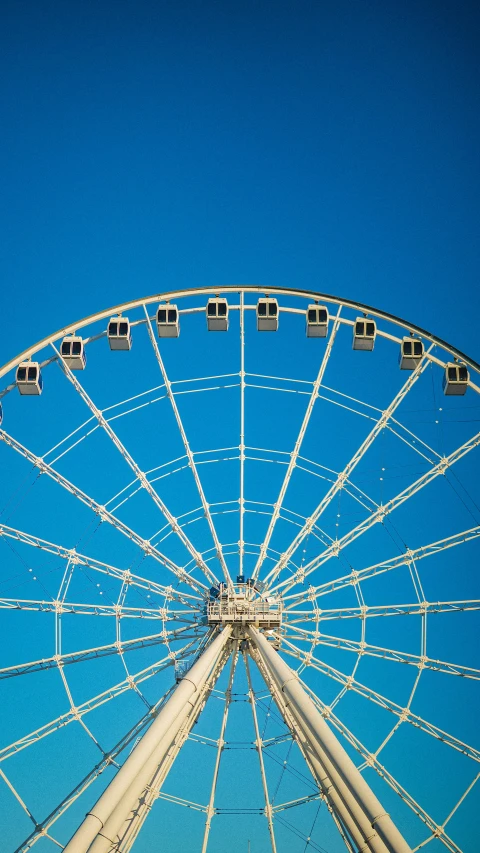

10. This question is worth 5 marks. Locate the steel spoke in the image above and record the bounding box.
[264,351,434,588]
[0,430,209,594]
[280,638,480,761]
[284,525,480,608]
[0,640,198,763]
[253,307,342,580]
[53,345,219,587]
[273,430,480,596]
[144,306,231,585]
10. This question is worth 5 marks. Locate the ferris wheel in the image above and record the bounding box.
[0,285,479,853]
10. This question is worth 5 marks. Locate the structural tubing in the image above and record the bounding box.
[250,646,388,853]
[63,627,232,853]
[248,627,412,853]
[89,646,230,853]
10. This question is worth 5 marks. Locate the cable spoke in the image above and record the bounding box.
[253,307,342,580]
[284,525,480,608]
[273,430,480,596]
[0,429,208,594]
[264,351,434,588]
[143,306,231,585]
[280,637,480,761]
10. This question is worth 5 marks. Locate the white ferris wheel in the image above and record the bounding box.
[0,286,479,853]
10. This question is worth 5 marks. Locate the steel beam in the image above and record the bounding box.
[63,627,232,853]
[248,627,412,853]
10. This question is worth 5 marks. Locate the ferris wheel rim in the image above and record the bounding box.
[1,283,479,381]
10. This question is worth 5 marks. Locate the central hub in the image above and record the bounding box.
[207,579,282,630]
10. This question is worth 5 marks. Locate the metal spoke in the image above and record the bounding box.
[303,684,464,853]
[0,641,198,763]
[0,521,202,607]
[244,652,278,852]
[264,351,433,587]
[253,308,342,580]
[14,684,178,852]
[0,625,202,679]
[284,599,480,623]
[201,646,238,852]
[280,638,480,761]
[239,290,246,576]
[273,429,480,596]
[54,345,219,587]
[283,525,480,609]
[0,429,209,594]
[283,625,480,679]
[144,306,231,585]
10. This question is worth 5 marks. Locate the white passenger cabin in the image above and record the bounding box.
[443,363,469,396]
[108,316,132,350]
[16,361,43,395]
[207,298,229,331]
[306,304,329,337]
[399,337,424,370]
[257,298,278,331]
[353,318,376,351]
[60,335,86,370]
[157,304,180,338]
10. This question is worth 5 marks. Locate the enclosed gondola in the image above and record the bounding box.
[107,316,132,351]
[156,303,180,338]
[443,362,469,396]
[60,335,87,370]
[16,361,43,395]
[353,317,376,351]
[306,304,329,338]
[257,297,278,332]
[399,337,424,370]
[206,297,229,331]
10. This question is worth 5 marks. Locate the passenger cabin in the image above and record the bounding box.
[107,316,132,351]
[399,337,424,370]
[353,318,376,351]
[443,363,469,396]
[257,298,278,331]
[60,335,86,370]
[156,304,180,338]
[16,361,43,395]
[306,304,329,337]
[206,297,229,331]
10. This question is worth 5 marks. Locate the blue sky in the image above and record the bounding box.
[1,3,480,853]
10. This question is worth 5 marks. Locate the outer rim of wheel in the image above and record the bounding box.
[1,284,479,380]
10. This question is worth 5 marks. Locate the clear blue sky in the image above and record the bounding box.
[1,0,479,362]
[1,3,480,853]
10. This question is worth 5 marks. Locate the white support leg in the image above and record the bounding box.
[248,627,412,853]
[63,627,232,853]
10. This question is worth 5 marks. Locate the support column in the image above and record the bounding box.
[250,644,387,853]
[64,627,232,853]
[91,643,231,853]
[248,627,412,853]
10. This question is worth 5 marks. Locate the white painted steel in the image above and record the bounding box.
[63,627,231,853]
[249,627,412,853]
